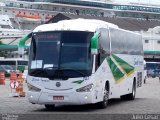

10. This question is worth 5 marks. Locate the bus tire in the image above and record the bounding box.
[123,80,136,100]
[128,80,136,100]
[121,79,136,100]
[45,104,55,110]
[97,82,109,109]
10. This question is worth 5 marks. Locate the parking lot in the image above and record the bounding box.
[0,77,160,115]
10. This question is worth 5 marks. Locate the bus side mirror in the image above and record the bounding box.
[91,32,99,55]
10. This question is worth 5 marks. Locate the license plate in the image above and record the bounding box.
[53,96,64,100]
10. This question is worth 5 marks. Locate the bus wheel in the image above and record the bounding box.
[45,104,55,110]
[128,80,136,100]
[121,80,136,100]
[98,84,109,109]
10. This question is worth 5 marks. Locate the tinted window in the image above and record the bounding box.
[109,28,142,55]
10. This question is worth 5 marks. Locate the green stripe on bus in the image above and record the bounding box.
[107,57,124,82]
[112,54,134,76]
[72,80,84,84]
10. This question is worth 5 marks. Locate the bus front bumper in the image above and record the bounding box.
[27,91,94,105]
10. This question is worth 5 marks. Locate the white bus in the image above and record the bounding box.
[27,19,144,109]
[0,58,28,77]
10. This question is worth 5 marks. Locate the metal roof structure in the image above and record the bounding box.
[46,13,160,31]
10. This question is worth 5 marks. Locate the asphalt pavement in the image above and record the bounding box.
[0,77,160,120]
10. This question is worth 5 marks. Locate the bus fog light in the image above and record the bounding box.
[30,95,33,98]
[76,84,93,92]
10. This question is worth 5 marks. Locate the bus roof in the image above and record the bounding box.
[33,18,119,32]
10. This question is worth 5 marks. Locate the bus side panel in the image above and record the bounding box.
[92,58,119,102]
[108,27,143,97]
[107,54,135,98]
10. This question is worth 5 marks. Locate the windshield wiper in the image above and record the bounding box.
[41,66,86,77]
[30,69,47,76]
[59,68,88,77]
[30,67,57,76]
[30,67,88,78]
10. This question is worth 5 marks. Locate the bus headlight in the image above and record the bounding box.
[76,84,93,92]
[27,83,41,92]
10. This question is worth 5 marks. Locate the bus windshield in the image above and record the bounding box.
[0,59,28,76]
[29,31,94,79]
[0,61,16,71]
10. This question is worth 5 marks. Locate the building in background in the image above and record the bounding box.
[0,0,160,60]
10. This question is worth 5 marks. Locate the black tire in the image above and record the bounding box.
[97,84,109,109]
[128,80,136,100]
[121,80,136,100]
[45,104,55,110]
